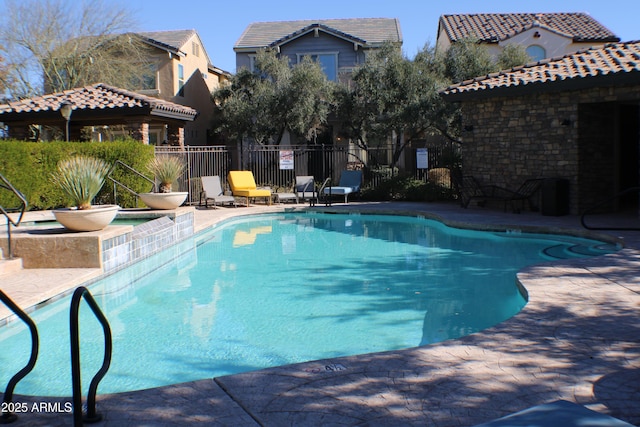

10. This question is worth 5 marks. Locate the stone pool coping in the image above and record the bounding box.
[1,201,639,426]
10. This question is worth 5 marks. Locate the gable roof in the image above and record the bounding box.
[137,29,230,75]
[439,13,619,44]
[0,83,198,122]
[440,40,640,101]
[138,29,197,56]
[234,18,402,50]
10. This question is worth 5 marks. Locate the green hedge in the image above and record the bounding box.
[0,139,155,210]
[360,174,455,202]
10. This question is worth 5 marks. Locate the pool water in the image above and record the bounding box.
[0,213,618,396]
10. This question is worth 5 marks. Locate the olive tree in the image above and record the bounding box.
[212,49,335,145]
[497,44,533,69]
[336,42,449,168]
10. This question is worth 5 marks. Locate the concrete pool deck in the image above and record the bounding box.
[1,201,639,426]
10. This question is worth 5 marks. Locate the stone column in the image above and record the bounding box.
[167,124,185,147]
[126,121,150,144]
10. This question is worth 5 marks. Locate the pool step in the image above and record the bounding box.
[0,249,23,275]
[541,242,617,260]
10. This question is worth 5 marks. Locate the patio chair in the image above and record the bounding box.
[227,171,272,207]
[322,170,362,204]
[199,176,237,208]
[274,183,298,204]
[295,176,317,205]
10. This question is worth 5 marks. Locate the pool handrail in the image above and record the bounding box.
[0,173,28,259]
[106,160,155,206]
[0,290,39,424]
[70,286,112,426]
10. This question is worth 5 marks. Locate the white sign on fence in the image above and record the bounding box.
[279,150,294,170]
[416,148,428,169]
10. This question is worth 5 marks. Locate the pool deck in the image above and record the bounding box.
[1,201,639,426]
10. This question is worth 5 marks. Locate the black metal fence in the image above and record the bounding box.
[156,142,459,205]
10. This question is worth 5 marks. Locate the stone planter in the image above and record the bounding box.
[138,192,188,210]
[52,204,120,232]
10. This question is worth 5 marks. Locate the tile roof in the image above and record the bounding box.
[137,30,230,74]
[137,29,197,55]
[0,83,197,120]
[234,18,402,49]
[440,41,640,101]
[439,13,619,43]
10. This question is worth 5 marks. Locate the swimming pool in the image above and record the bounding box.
[0,212,618,397]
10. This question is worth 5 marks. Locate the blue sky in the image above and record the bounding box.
[35,1,640,74]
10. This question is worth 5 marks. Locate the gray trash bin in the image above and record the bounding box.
[541,178,570,216]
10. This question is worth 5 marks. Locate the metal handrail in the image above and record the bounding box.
[106,160,155,205]
[581,187,640,231]
[0,174,28,259]
[70,287,112,426]
[0,290,39,424]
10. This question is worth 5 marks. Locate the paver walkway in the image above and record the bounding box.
[1,201,639,426]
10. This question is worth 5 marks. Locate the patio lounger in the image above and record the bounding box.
[454,175,495,208]
[199,175,237,208]
[504,178,543,213]
[322,170,362,204]
[274,188,298,204]
[455,175,542,213]
[227,171,272,207]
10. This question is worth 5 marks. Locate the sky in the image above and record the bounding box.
[124,0,640,73]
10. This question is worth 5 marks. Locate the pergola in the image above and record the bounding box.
[0,83,198,146]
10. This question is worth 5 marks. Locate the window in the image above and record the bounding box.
[526,45,546,62]
[177,64,185,96]
[192,42,200,57]
[297,53,338,81]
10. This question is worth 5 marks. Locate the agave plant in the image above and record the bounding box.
[52,156,111,210]
[147,155,185,193]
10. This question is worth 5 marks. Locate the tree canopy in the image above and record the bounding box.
[212,49,335,145]
[212,38,533,166]
[0,0,152,98]
[335,42,448,167]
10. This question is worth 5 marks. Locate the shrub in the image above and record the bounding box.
[0,139,155,209]
[360,173,455,202]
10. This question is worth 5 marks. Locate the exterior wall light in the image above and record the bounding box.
[59,102,73,141]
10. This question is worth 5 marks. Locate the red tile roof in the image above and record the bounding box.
[0,83,197,120]
[440,40,640,101]
[439,13,619,44]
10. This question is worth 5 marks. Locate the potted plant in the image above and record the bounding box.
[138,155,188,209]
[51,155,119,231]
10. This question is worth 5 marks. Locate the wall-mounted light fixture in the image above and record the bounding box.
[533,31,541,38]
[59,102,73,141]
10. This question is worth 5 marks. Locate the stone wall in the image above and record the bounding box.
[460,84,640,214]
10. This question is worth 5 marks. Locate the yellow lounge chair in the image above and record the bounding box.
[227,171,272,207]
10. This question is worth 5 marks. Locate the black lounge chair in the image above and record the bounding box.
[454,175,543,213]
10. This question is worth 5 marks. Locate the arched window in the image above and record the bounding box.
[526,45,546,62]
